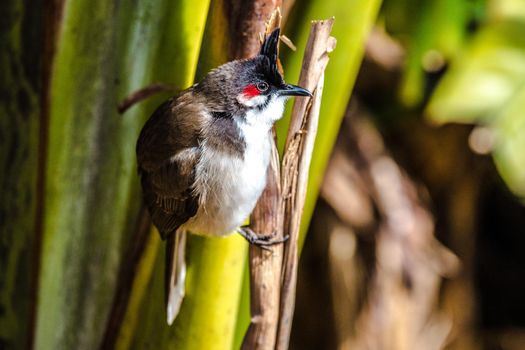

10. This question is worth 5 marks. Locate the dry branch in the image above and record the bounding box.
[277,19,336,350]
[242,145,284,350]
[241,8,284,350]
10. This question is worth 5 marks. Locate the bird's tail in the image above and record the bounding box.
[165,230,187,325]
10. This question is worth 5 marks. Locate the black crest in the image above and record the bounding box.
[258,28,284,87]
[260,28,280,65]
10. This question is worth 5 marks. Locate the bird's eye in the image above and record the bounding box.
[256,82,269,92]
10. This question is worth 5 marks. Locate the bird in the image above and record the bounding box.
[136,28,311,325]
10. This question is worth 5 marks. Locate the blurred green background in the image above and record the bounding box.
[1,0,525,349]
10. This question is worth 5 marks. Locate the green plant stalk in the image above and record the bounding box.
[128,234,248,350]
[35,0,168,348]
[174,235,248,349]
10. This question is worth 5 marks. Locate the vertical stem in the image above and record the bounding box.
[242,145,284,350]
[278,19,335,350]
[240,7,284,350]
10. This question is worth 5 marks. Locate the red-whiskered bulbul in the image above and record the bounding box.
[136,28,311,324]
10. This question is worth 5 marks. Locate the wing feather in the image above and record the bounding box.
[136,93,203,239]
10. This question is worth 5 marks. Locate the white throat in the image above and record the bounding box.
[240,96,286,129]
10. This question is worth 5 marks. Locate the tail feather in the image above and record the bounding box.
[165,230,187,325]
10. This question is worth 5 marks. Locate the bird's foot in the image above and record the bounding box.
[238,226,289,251]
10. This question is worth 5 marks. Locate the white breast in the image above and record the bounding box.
[183,98,284,236]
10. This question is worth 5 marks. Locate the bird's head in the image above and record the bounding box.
[195,28,311,120]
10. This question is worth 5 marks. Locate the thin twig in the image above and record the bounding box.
[117,83,178,114]
[277,18,336,350]
[280,35,296,51]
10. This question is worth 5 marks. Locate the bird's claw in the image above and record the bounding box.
[238,226,289,251]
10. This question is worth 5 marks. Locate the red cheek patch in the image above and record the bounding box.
[242,84,260,98]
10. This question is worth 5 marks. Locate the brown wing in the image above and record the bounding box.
[136,93,203,239]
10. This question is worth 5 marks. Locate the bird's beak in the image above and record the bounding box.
[278,84,312,97]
